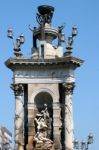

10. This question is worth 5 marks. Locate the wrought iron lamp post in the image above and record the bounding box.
[74,133,94,150]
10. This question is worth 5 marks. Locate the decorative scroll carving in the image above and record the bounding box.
[63,82,75,95]
[33,104,53,149]
[11,84,24,96]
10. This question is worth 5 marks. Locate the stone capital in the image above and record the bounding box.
[11,84,24,96]
[63,82,75,95]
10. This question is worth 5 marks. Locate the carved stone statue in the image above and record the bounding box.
[34,115,47,132]
[33,104,53,149]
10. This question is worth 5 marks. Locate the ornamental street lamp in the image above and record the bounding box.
[7,28,25,57]
[65,25,78,55]
[74,133,94,150]
[67,25,78,48]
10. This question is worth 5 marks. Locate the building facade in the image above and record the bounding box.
[0,127,12,150]
[5,5,83,150]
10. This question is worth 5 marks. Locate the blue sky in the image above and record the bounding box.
[0,0,99,149]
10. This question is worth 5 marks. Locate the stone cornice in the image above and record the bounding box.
[5,56,84,70]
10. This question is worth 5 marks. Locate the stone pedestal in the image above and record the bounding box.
[34,144,54,150]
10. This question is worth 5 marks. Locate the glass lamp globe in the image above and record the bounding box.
[72,25,78,37]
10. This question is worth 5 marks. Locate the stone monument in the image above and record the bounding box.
[5,5,83,150]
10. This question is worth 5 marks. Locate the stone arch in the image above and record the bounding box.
[34,91,53,139]
[30,88,59,104]
[34,91,53,111]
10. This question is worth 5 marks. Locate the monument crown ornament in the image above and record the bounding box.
[36,5,54,25]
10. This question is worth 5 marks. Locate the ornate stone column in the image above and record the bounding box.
[53,102,61,150]
[11,84,24,150]
[63,82,75,150]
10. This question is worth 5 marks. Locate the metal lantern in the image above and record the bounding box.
[74,139,79,149]
[61,33,65,42]
[68,36,73,46]
[20,33,25,44]
[16,37,21,47]
[87,133,93,144]
[72,25,78,37]
[81,140,86,150]
[7,28,13,39]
